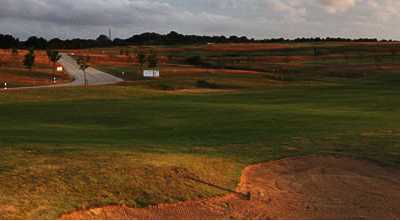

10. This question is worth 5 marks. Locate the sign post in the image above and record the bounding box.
[143,69,160,78]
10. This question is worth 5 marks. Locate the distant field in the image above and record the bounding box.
[1,42,400,219]
[74,42,400,84]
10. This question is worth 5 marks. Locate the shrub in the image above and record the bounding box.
[196,80,219,89]
[185,55,204,66]
[157,82,176,90]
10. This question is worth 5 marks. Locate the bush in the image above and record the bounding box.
[196,80,219,89]
[185,55,204,66]
[185,56,226,69]
[202,61,225,69]
[157,82,177,90]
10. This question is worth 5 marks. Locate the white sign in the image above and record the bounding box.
[143,70,160,78]
[57,66,63,72]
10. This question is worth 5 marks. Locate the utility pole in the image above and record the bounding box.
[109,28,112,41]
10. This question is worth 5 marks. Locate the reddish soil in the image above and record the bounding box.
[61,156,400,220]
[0,49,71,86]
[0,49,51,65]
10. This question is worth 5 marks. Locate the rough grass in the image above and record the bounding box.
[0,149,240,219]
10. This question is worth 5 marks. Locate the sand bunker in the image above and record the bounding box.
[61,156,400,220]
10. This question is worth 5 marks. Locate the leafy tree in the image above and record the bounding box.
[314,48,320,56]
[147,50,159,69]
[11,47,18,56]
[10,47,19,65]
[48,38,65,49]
[24,36,47,49]
[136,48,146,68]
[120,48,126,56]
[185,55,204,66]
[47,50,62,77]
[96,35,112,47]
[77,56,90,87]
[0,53,4,67]
[0,34,19,49]
[23,48,35,72]
[136,48,147,80]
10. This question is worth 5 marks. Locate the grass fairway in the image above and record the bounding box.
[1,72,400,219]
[3,41,400,219]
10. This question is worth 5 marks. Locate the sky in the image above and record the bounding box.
[0,0,399,40]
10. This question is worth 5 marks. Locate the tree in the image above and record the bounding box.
[96,35,112,47]
[11,47,18,56]
[185,55,204,66]
[77,56,90,87]
[23,48,35,72]
[136,48,146,80]
[0,34,19,49]
[0,53,4,67]
[391,47,398,62]
[24,36,47,49]
[147,49,159,69]
[10,47,19,65]
[47,50,62,78]
[46,49,52,64]
[374,55,382,69]
[48,38,65,49]
[314,48,320,56]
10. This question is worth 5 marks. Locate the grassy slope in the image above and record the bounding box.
[0,73,400,218]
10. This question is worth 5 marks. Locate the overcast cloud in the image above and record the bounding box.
[0,0,399,40]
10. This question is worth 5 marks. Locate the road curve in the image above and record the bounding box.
[5,53,123,90]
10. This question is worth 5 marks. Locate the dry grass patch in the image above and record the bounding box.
[0,148,241,219]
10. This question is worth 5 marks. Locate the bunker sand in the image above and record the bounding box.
[61,156,400,220]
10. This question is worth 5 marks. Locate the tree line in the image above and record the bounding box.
[0,32,396,50]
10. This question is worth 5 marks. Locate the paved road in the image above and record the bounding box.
[5,53,123,90]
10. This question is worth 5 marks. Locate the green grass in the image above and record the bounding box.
[1,43,400,219]
[1,74,400,219]
[97,64,142,81]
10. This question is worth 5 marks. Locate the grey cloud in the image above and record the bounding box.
[0,0,399,40]
[319,0,359,13]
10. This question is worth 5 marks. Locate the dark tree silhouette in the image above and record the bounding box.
[24,36,47,49]
[23,48,35,72]
[0,32,393,50]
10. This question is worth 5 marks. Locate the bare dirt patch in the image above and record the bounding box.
[0,205,17,213]
[61,156,400,220]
